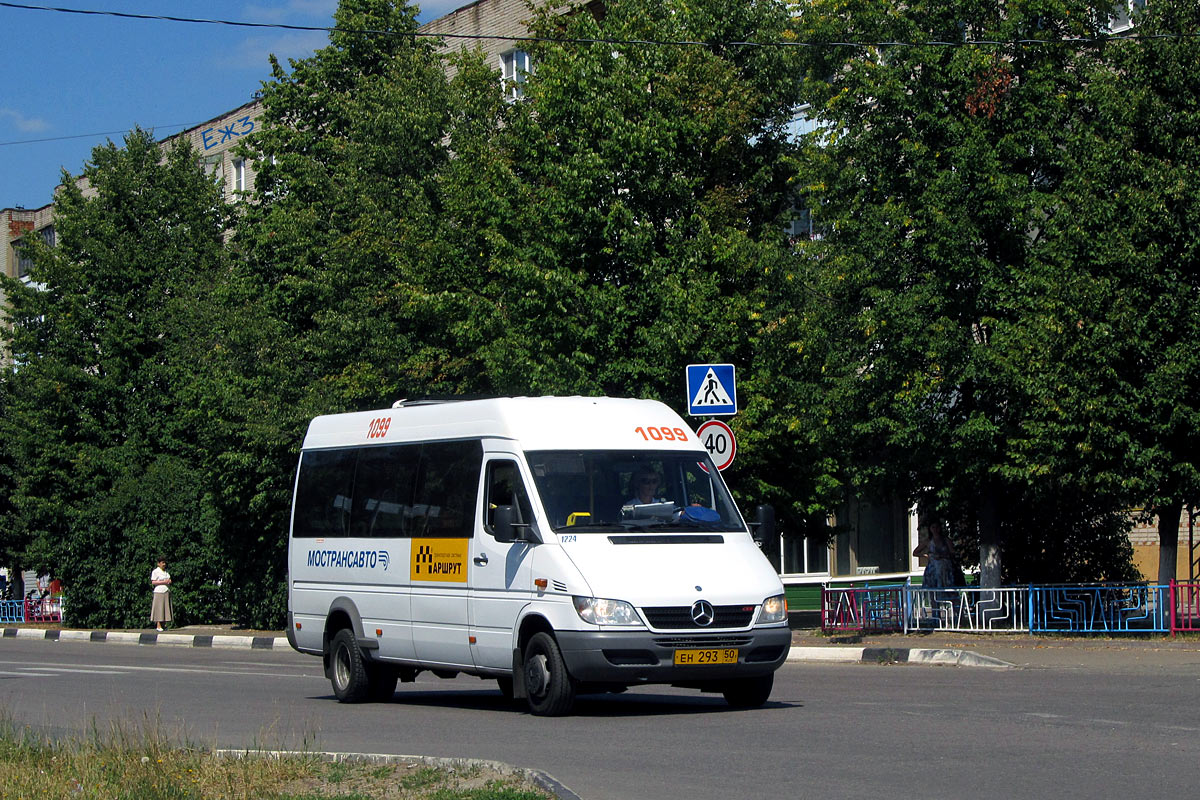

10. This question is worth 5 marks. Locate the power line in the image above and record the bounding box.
[2,1,1200,49]
[0,123,203,148]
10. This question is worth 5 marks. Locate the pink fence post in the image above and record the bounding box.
[1171,580,1177,636]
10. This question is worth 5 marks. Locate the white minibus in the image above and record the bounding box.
[286,396,790,715]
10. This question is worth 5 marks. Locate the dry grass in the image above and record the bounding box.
[0,714,552,800]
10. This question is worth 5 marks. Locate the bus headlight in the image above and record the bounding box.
[757,594,788,624]
[573,596,640,626]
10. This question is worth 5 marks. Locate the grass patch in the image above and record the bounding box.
[0,714,552,800]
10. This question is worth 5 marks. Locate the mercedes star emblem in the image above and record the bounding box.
[691,600,715,627]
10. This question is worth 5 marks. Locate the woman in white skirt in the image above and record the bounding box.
[150,557,173,632]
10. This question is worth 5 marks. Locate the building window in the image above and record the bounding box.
[781,534,830,576]
[1109,0,1147,33]
[500,50,532,100]
[200,154,224,185]
[232,159,247,193]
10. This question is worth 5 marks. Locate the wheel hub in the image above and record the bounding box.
[525,653,549,697]
[334,646,350,689]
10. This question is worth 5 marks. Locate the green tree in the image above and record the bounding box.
[1022,0,1200,584]
[792,0,1136,584]
[224,0,455,625]
[0,129,231,626]
[437,0,824,527]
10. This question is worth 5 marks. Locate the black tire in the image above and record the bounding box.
[330,628,369,703]
[522,632,576,716]
[722,674,774,709]
[366,663,399,702]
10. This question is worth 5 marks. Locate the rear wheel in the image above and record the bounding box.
[330,628,369,703]
[523,632,576,716]
[722,674,774,709]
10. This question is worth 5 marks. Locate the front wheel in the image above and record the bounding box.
[523,632,576,716]
[722,674,774,709]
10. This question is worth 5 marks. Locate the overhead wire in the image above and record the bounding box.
[1,2,1197,149]
[2,1,1199,49]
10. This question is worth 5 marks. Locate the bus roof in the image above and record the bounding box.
[300,396,705,452]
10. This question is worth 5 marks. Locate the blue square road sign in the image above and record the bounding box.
[686,363,737,416]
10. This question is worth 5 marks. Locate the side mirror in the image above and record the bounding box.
[492,505,539,544]
[751,504,776,548]
[493,505,519,543]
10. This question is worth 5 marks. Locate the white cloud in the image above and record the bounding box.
[0,109,51,133]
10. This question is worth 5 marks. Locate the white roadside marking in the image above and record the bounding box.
[0,659,314,679]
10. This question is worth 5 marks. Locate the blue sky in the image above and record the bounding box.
[0,1,468,210]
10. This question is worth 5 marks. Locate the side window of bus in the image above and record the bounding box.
[484,460,534,533]
[410,440,484,538]
[292,449,357,538]
[350,444,419,538]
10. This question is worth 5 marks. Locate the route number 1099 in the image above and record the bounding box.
[634,426,690,442]
[367,417,392,439]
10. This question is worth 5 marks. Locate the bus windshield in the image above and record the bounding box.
[524,450,747,533]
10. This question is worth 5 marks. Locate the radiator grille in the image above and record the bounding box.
[641,604,756,630]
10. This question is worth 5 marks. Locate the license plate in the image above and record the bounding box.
[673,648,739,666]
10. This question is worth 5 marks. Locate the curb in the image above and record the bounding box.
[787,645,1014,668]
[214,750,582,800]
[2,627,289,650]
[5,626,1014,667]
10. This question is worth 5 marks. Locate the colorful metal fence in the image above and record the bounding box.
[1171,581,1200,634]
[0,600,25,624]
[1028,583,1169,633]
[821,585,905,633]
[0,596,63,624]
[823,582,1198,635]
[905,587,1028,633]
[24,596,63,623]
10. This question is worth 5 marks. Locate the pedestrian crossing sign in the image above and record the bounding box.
[686,363,737,416]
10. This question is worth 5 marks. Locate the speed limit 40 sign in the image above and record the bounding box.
[696,419,736,471]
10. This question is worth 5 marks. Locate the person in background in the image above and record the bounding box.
[150,557,173,632]
[913,518,958,590]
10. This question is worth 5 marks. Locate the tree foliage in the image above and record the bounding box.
[437,0,826,528]
[0,129,230,625]
[791,0,1141,584]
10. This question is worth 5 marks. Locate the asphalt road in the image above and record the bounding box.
[1,638,1197,800]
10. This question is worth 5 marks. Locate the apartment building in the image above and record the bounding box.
[2,101,262,300]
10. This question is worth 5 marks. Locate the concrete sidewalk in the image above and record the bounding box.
[789,627,1200,670]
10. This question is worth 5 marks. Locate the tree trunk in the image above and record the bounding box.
[1156,497,1182,586]
[978,486,1002,588]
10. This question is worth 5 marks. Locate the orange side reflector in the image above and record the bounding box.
[534,578,548,590]
[469,635,477,644]
[376,629,383,636]
[295,622,302,630]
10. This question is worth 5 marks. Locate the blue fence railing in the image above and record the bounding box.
[0,600,25,624]
[823,581,1200,635]
[1028,584,1170,633]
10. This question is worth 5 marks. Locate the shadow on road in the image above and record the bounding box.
[306,688,802,717]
